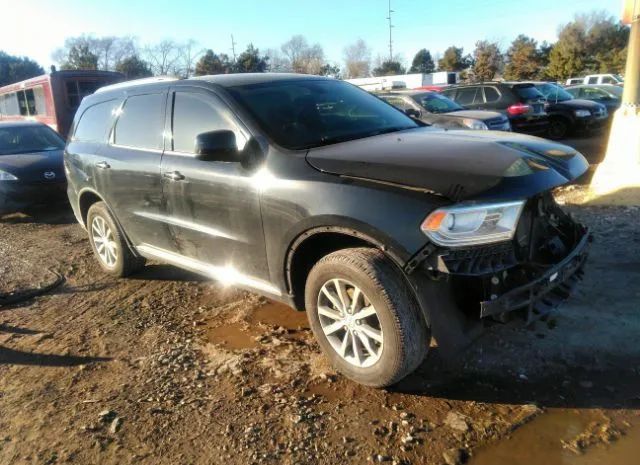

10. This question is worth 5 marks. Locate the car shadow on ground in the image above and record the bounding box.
[130,264,206,282]
[0,324,111,367]
[393,346,640,410]
[0,202,75,226]
[0,345,111,367]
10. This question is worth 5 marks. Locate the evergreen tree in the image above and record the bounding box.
[115,55,153,79]
[409,49,435,74]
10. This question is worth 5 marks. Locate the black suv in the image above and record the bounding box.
[531,82,608,139]
[65,74,590,387]
[376,90,511,131]
[442,82,549,135]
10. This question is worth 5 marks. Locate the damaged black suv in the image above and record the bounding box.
[65,74,590,387]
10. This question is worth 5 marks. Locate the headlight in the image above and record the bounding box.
[0,170,18,181]
[421,200,525,247]
[461,118,488,130]
[575,109,591,117]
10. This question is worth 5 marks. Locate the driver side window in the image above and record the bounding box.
[171,92,247,153]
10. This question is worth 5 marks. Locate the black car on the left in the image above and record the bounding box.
[0,121,67,214]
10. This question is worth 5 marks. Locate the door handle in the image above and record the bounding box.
[95,161,111,169]
[163,171,185,181]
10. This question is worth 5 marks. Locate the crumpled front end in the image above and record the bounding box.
[409,192,590,323]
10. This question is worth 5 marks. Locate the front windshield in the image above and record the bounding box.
[0,125,65,156]
[226,79,419,150]
[535,83,573,102]
[413,92,464,114]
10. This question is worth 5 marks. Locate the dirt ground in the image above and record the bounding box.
[1,134,639,465]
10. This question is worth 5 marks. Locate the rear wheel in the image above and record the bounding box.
[87,202,145,277]
[305,248,429,387]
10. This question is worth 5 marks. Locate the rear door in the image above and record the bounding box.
[160,86,270,283]
[95,90,175,251]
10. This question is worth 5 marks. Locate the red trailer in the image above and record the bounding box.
[0,70,124,138]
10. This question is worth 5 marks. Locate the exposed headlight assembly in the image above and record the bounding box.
[421,200,525,247]
[574,109,591,117]
[0,169,18,181]
[461,118,488,130]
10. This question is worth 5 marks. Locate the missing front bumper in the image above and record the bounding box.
[479,230,591,320]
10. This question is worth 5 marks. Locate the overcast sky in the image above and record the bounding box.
[1,0,623,69]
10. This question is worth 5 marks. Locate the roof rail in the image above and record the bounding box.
[95,76,179,93]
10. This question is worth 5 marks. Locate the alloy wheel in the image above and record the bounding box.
[91,215,118,268]
[316,278,383,368]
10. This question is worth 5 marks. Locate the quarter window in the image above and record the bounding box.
[483,87,500,103]
[113,94,165,150]
[172,92,245,153]
[74,100,120,142]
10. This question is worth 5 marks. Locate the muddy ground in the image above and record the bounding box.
[1,135,639,465]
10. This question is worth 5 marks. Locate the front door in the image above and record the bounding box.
[160,87,271,291]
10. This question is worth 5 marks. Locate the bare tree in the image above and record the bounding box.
[265,48,291,72]
[144,40,181,76]
[343,39,372,78]
[280,35,325,74]
[177,39,205,78]
[52,35,138,71]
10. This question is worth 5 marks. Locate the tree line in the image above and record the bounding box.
[0,10,629,88]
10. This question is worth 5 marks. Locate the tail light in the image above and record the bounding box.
[507,103,531,116]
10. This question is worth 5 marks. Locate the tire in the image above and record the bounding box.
[547,117,569,140]
[86,202,145,277]
[304,247,430,387]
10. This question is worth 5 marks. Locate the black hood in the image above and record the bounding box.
[306,127,588,201]
[545,98,604,112]
[0,150,65,183]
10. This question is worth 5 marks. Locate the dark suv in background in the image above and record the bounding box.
[376,90,511,131]
[442,82,549,135]
[531,82,608,139]
[65,74,590,387]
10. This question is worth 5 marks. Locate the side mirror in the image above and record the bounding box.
[195,130,238,162]
[405,108,421,118]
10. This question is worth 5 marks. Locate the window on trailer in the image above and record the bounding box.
[65,80,102,109]
[0,93,20,116]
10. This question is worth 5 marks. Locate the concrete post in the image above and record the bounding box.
[588,3,640,205]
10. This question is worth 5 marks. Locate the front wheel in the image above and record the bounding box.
[547,117,570,140]
[305,248,430,387]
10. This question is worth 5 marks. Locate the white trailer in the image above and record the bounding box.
[345,72,457,91]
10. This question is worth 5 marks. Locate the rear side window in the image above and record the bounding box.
[456,87,479,105]
[483,87,500,103]
[114,93,165,150]
[172,92,245,153]
[587,77,598,84]
[513,85,543,100]
[73,100,120,142]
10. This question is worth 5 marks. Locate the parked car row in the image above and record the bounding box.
[376,80,612,140]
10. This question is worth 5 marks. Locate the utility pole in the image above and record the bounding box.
[230,34,237,63]
[386,0,394,61]
[589,0,640,205]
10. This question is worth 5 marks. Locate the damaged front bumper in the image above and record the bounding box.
[479,229,591,320]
